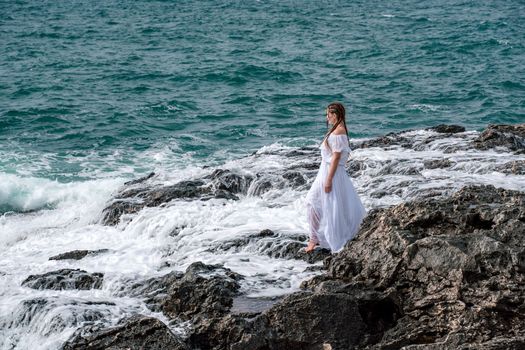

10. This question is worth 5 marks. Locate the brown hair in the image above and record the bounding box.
[320,102,350,150]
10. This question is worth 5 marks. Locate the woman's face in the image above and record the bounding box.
[326,109,337,125]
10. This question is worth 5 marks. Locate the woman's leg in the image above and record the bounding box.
[306,202,320,252]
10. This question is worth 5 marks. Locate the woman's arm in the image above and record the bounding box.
[324,152,342,193]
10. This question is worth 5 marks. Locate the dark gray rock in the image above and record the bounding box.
[119,262,242,322]
[473,123,525,153]
[347,159,367,177]
[9,297,111,335]
[206,169,254,194]
[282,170,307,187]
[358,132,413,149]
[323,184,525,349]
[159,262,242,321]
[355,126,467,150]
[427,124,466,133]
[100,200,144,226]
[101,179,210,225]
[230,295,285,317]
[116,271,183,313]
[494,160,525,175]
[102,167,309,225]
[49,249,109,261]
[189,291,368,350]
[184,185,525,350]
[377,160,422,176]
[264,241,331,264]
[22,269,104,290]
[424,158,453,169]
[123,171,155,186]
[61,314,189,350]
[214,229,330,264]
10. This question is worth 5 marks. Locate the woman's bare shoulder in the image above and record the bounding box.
[332,127,348,136]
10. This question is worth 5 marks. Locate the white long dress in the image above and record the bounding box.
[305,134,367,253]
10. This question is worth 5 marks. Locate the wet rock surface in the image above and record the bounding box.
[426,124,466,133]
[21,269,104,290]
[355,123,525,154]
[423,158,453,169]
[494,160,525,175]
[101,164,314,226]
[117,262,242,321]
[353,124,472,154]
[473,123,525,153]
[319,184,525,349]
[186,291,368,350]
[172,185,525,349]
[61,314,188,350]
[49,249,110,261]
[101,179,212,225]
[158,262,242,321]
[214,229,330,264]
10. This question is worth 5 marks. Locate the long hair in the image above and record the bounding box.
[320,102,350,150]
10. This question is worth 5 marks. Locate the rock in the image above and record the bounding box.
[123,171,155,186]
[324,184,525,348]
[358,132,413,149]
[100,200,144,226]
[61,314,189,350]
[100,153,320,226]
[264,241,331,264]
[287,161,321,171]
[230,295,285,317]
[160,262,242,321]
[424,158,453,169]
[473,123,525,153]
[102,169,294,225]
[377,160,422,175]
[21,269,104,290]
[49,249,109,261]
[256,229,276,237]
[355,128,465,150]
[347,159,367,177]
[207,169,254,194]
[190,292,368,350]
[9,297,111,336]
[248,292,366,349]
[249,177,274,196]
[101,179,210,225]
[282,170,307,187]
[214,229,329,264]
[458,336,525,350]
[185,185,525,349]
[119,262,242,322]
[427,124,466,133]
[116,271,183,313]
[494,160,525,175]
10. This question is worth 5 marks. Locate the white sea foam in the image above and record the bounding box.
[0,175,123,246]
[407,103,440,112]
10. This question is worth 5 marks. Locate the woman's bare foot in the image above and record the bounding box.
[305,240,317,253]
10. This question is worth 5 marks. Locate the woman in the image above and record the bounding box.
[305,102,367,253]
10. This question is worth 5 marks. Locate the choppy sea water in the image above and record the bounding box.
[1,0,524,349]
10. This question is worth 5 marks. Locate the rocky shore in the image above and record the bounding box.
[37,123,525,349]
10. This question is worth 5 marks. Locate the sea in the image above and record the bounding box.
[1,0,524,348]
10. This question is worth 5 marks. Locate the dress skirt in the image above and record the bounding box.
[305,134,367,253]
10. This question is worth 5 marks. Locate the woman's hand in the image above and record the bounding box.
[324,178,333,193]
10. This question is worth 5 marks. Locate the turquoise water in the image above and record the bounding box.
[1,0,524,180]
